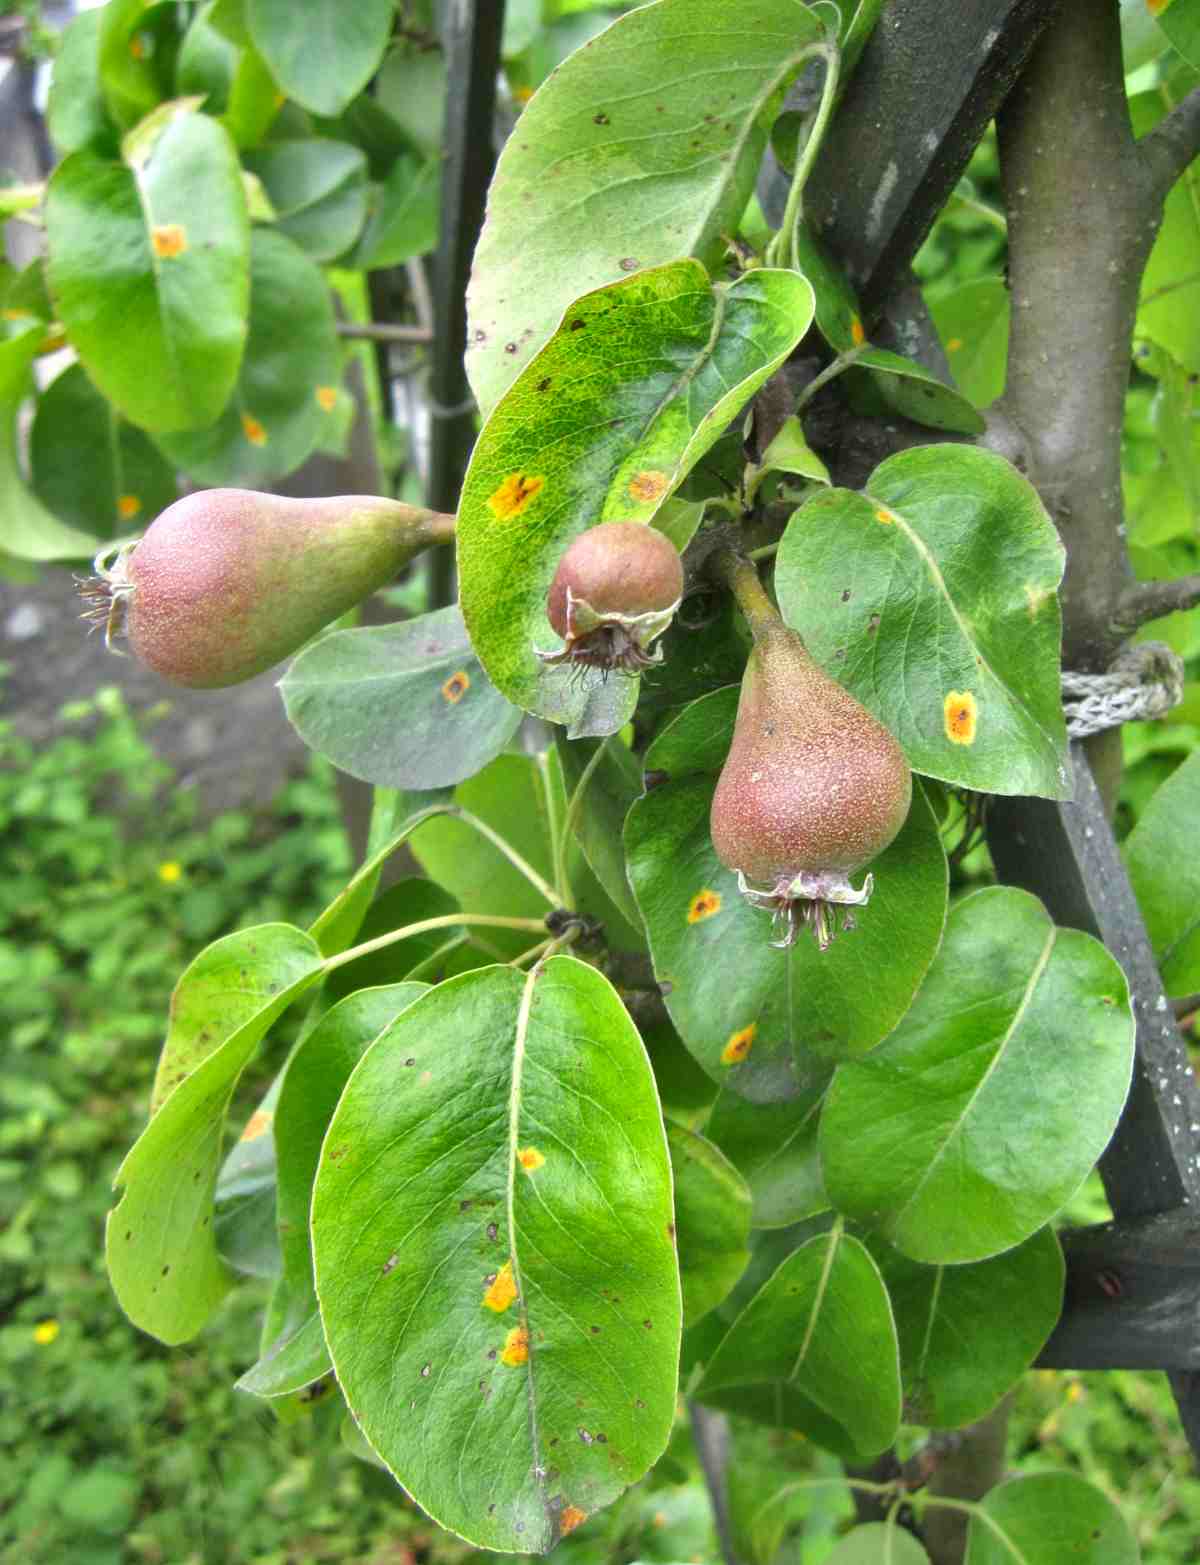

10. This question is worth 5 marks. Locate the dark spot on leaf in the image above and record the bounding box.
[618,257,639,272]
[382,1253,399,1275]
[550,1437,559,1446]
[867,613,881,635]
[488,1504,496,1515]
[125,1231,132,1241]
[590,1325,601,1334]
[569,319,586,331]
[460,1199,472,1211]
[596,1433,607,1444]
[658,980,673,998]
[643,768,670,791]
[635,1398,645,1409]
[487,1222,498,1241]
[593,111,609,125]
[487,1348,497,1360]
[841,589,851,602]
[474,330,486,344]
[505,342,518,354]
[643,1320,652,1329]
[421,1363,431,1378]
[515,1524,525,1535]
[161,1265,170,1276]
[404,1058,415,1067]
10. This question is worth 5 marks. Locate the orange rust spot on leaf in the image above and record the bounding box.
[129,33,146,59]
[944,690,978,745]
[560,1506,587,1535]
[240,1109,273,1142]
[500,1325,529,1366]
[487,472,544,520]
[721,1024,756,1065]
[151,224,187,259]
[315,385,338,411]
[687,888,722,924]
[628,469,669,504]
[118,494,141,520]
[850,315,865,346]
[483,1260,518,1312]
[946,337,964,352]
[241,413,268,446]
[1147,0,1169,13]
[874,508,894,525]
[441,670,470,704]
[518,1147,545,1173]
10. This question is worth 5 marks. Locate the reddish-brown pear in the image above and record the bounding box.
[541,521,684,673]
[710,621,912,947]
[83,488,453,688]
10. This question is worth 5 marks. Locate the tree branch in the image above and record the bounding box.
[1139,84,1200,204]
[1112,573,1200,636]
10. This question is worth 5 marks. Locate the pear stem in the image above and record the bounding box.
[420,509,457,546]
[711,547,788,644]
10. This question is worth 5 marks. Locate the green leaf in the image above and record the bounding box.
[324,880,461,1001]
[375,46,447,160]
[467,0,829,414]
[175,0,238,111]
[865,1227,1064,1429]
[1132,84,1200,373]
[247,0,394,117]
[696,1227,901,1460]
[106,924,324,1342]
[826,1525,931,1565]
[775,445,1071,797]
[754,415,830,488]
[311,959,680,1551]
[238,981,428,1398]
[245,140,369,261]
[458,261,814,736]
[821,887,1135,1264]
[349,154,441,270]
[45,107,250,435]
[0,325,105,562]
[625,688,947,1098]
[706,1086,828,1228]
[99,0,181,130]
[1125,748,1200,994]
[1157,0,1200,72]
[30,363,177,540]
[557,735,644,928]
[156,227,337,482]
[793,219,865,352]
[47,7,114,155]
[929,277,1009,410]
[964,1473,1138,1565]
[281,605,524,791]
[846,346,987,435]
[667,1122,752,1324]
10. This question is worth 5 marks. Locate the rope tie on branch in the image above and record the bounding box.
[1062,641,1185,739]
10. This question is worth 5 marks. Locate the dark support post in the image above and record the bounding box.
[426,0,506,606]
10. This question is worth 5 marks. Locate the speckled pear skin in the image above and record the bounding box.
[710,623,912,883]
[126,488,440,688]
[546,521,683,639]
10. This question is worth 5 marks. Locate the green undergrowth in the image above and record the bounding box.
[2,687,1198,1564]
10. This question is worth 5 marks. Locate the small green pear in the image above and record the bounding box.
[83,488,454,688]
[710,621,912,949]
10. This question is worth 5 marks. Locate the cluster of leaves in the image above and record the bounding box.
[7,0,1200,1560]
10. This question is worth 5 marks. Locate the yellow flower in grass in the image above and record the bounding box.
[34,1319,60,1345]
[157,861,183,884]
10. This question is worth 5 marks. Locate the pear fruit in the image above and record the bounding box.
[541,520,684,672]
[710,621,911,948]
[83,488,454,688]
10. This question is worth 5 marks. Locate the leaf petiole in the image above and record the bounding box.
[322,913,551,973]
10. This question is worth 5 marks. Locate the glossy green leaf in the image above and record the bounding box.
[458,261,814,736]
[324,880,461,1001]
[821,887,1135,1263]
[865,1227,1064,1429]
[245,140,369,261]
[175,0,238,110]
[1132,85,1200,373]
[0,325,103,562]
[846,346,987,435]
[311,959,680,1551]
[239,982,429,1397]
[697,1227,901,1460]
[157,227,337,483]
[45,107,249,434]
[929,277,1009,410]
[964,1473,1138,1565]
[467,0,829,414]
[1158,0,1200,73]
[775,445,1071,797]
[247,0,393,116]
[557,734,644,928]
[625,688,947,1098]
[31,363,177,540]
[793,219,864,352]
[350,155,440,270]
[667,1122,752,1324]
[1125,748,1200,994]
[47,7,113,155]
[754,415,830,487]
[107,924,324,1342]
[281,605,524,791]
[99,0,180,130]
[826,1525,931,1565]
[706,1085,829,1228]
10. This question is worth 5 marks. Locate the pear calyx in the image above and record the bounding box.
[79,488,453,689]
[710,622,912,951]
[539,520,683,674]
